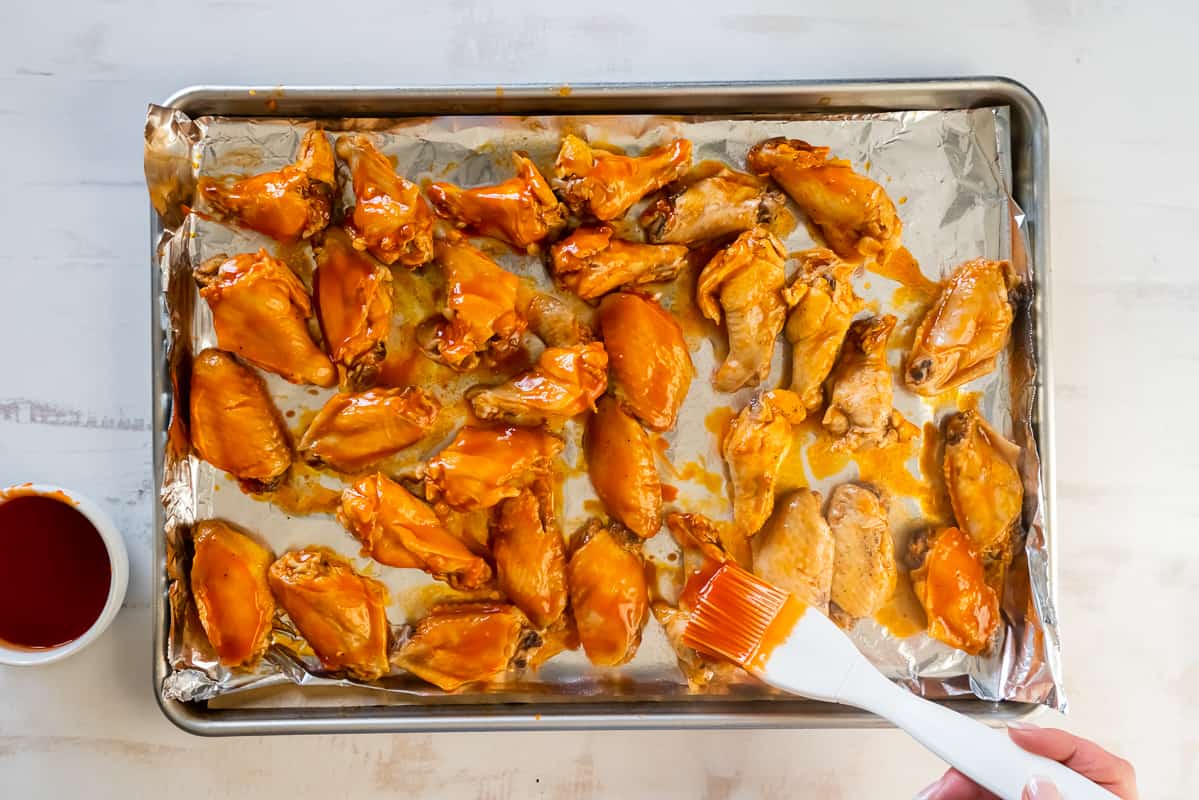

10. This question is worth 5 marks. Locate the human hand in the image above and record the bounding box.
[914,721,1138,799]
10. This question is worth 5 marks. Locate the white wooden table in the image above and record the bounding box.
[2,1,1196,796]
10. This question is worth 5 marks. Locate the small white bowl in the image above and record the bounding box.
[0,483,129,666]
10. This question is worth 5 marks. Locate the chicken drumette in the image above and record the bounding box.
[783,249,864,412]
[823,314,915,451]
[640,166,785,245]
[467,342,608,426]
[553,135,692,221]
[548,226,688,302]
[722,389,805,542]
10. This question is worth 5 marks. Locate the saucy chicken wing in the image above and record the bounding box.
[395,603,528,691]
[553,135,692,221]
[910,527,1000,655]
[425,425,563,512]
[697,227,790,392]
[783,249,864,412]
[428,153,565,251]
[751,489,835,612]
[313,227,394,388]
[640,166,786,245]
[549,226,688,302]
[198,128,334,243]
[943,411,1023,565]
[190,520,276,668]
[568,520,649,667]
[492,486,568,628]
[586,396,662,538]
[196,250,336,387]
[298,387,440,473]
[190,348,292,491]
[427,238,526,370]
[338,473,491,590]
[467,342,608,426]
[746,137,902,263]
[827,483,896,625]
[335,133,434,267]
[906,258,1020,395]
[268,547,390,681]
[723,389,805,541]
[823,314,914,451]
[597,292,693,432]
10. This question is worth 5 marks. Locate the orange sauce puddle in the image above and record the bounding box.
[660,484,680,502]
[704,407,734,441]
[870,247,939,297]
[677,458,725,495]
[267,464,341,516]
[874,572,926,639]
[582,498,606,517]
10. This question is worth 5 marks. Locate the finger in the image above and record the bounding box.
[1022,777,1062,800]
[1007,724,1138,796]
[914,768,1000,800]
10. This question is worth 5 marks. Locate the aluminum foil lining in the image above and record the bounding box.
[145,104,1063,711]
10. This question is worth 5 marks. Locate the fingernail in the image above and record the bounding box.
[912,779,942,800]
[1023,776,1061,800]
[1007,720,1039,730]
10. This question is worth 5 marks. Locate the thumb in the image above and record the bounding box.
[1022,777,1061,800]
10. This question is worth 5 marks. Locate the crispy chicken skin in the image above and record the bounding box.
[198,128,334,243]
[268,547,391,681]
[525,293,593,348]
[427,153,565,251]
[586,396,662,538]
[298,387,440,473]
[823,314,914,451]
[492,486,568,628]
[751,489,835,613]
[568,520,649,667]
[425,425,564,512]
[549,226,688,302]
[910,527,1000,655]
[697,227,790,392]
[782,249,864,412]
[190,520,276,668]
[335,134,434,267]
[313,228,394,389]
[395,603,527,691]
[467,342,608,426]
[338,473,491,590]
[746,137,902,263]
[906,258,1020,395]
[640,166,786,245]
[429,238,526,370]
[196,250,336,387]
[553,135,692,221]
[943,411,1023,565]
[723,389,806,540]
[597,292,693,432]
[827,483,897,624]
[190,348,292,491]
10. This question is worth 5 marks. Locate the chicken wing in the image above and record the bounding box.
[190,348,291,491]
[597,292,693,431]
[548,226,688,302]
[909,527,1000,655]
[783,249,864,412]
[395,603,528,691]
[827,483,896,625]
[198,128,334,242]
[338,473,491,590]
[427,238,526,370]
[268,547,390,681]
[313,228,394,389]
[751,489,835,612]
[190,520,275,668]
[196,250,336,387]
[906,258,1020,395]
[335,133,434,267]
[586,396,662,538]
[943,411,1023,565]
[553,135,692,221]
[491,486,568,628]
[823,314,914,451]
[298,387,440,473]
[665,511,742,574]
[640,166,786,245]
[567,520,649,667]
[466,341,608,426]
[746,137,902,263]
[722,389,805,542]
[525,292,593,348]
[697,227,790,392]
[425,425,563,512]
[427,153,565,251]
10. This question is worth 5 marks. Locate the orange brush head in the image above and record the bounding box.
[682,561,793,669]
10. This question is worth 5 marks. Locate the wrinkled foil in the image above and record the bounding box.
[145,104,1063,711]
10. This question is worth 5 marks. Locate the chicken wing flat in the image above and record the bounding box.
[425,425,563,512]
[428,153,565,251]
[190,520,275,668]
[823,314,914,451]
[723,389,805,541]
[268,547,390,681]
[338,473,491,590]
[492,486,568,628]
[697,227,790,392]
[827,483,896,624]
[313,228,393,388]
[751,489,835,612]
[746,137,902,263]
[298,387,440,473]
[567,520,649,667]
[395,603,528,691]
[553,135,692,221]
[910,526,1000,655]
[196,250,336,387]
[198,128,334,243]
[467,341,608,426]
[335,133,434,267]
[943,411,1023,565]
[640,166,786,245]
[429,238,526,370]
[783,249,864,412]
[190,348,291,491]
[597,292,693,432]
[549,226,688,302]
[906,258,1020,396]
[586,395,662,538]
